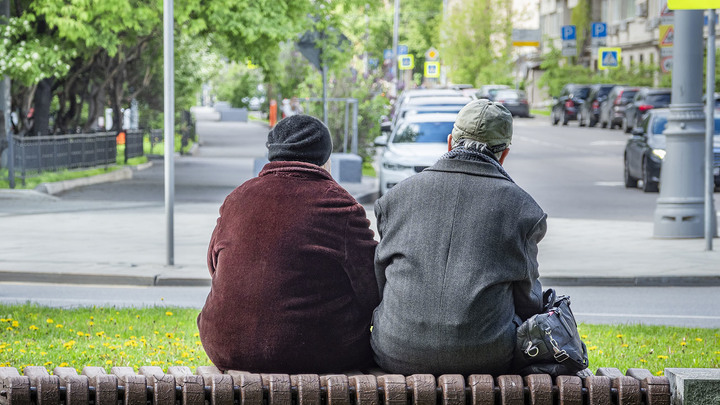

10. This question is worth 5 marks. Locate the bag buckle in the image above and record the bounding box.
[524,341,539,357]
[553,349,569,362]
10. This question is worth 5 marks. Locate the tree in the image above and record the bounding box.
[439,0,514,86]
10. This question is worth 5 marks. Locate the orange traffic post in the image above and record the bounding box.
[269,99,277,128]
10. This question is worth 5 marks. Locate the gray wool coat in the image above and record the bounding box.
[371,154,547,376]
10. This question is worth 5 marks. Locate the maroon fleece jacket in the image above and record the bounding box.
[197,161,379,373]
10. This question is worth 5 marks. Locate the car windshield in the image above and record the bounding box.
[495,90,524,100]
[621,90,638,102]
[597,86,614,98]
[393,121,455,143]
[575,87,591,99]
[647,93,671,105]
[652,116,720,135]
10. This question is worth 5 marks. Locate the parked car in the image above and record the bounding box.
[577,84,617,127]
[475,84,510,101]
[551,84,591,126]
[381,89,465,136]
[599,86,640,129]
[493,89,530,118]
[390,95,471,131]
[374,113,457,196]
[624,108,720,192]
[623,88,671,133]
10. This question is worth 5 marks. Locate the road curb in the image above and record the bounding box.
[540,276,720,287]
[35,167,133,195]
[0,271,156,287]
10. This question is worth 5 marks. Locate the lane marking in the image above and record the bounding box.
[575,312,720,320]
[594,181,625,187]
[590,140,626,146]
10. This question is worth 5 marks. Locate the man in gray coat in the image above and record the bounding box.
[371,99,547,376]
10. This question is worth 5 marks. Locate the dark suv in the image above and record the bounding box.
[623,88,671,133]
[578,84,618,127]
[551,84,591,126]
[599,86,640,129]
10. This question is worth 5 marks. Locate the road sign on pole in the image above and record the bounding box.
[561,25,577,56]
[668,0,720,8]
[512,29,541,47]
[425,47,439,61]
[661,55,673,73]
[591,22,607,47]
[397,44,408,55]
[659,25,675,47]
[424,61,440,78]
[398,55,414,70]
[598,47,621,70]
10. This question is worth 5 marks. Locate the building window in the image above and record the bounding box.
[639,54,644,64]
[621,0,636,20]
[650,53,655,64]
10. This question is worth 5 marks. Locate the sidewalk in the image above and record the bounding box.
[1,118,718,287]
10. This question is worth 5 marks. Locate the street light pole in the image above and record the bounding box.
[653,10,713,238]
[392,0,400,97]
[164,0,175,266]
[704,9,716,250]
[1,0,13,189]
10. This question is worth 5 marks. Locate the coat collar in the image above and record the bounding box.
[426,158,513,183]
[259,161,333,180]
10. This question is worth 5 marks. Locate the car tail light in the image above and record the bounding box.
[614,95,623,105]
[521,99,528,104]
[565,100,574,108]
[638,104,654,112]
[592,100,600,109]
[497,99,506,103]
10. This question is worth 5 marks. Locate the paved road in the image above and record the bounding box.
[508,117,720,221]
[3,282,718,328]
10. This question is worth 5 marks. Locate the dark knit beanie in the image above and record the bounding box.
[267,115,332,166]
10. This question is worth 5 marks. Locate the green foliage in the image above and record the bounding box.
[440,0,514,86]
[0,166,120,190]
[570,0,591,56]
[213,63,264,109]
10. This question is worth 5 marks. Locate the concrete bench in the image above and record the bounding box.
[0,365,679,405]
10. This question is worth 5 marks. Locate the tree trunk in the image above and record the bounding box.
[31,77,53,136]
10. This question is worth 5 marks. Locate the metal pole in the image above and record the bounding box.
[705,9,717,249]
[322,64,328,126]
[351,100,358,155]
[164,0,175,265]
[1,0,13,189]
[392,0,400,96]
[653,10,709,238]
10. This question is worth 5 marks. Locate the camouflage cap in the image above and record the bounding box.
[451,99,513,154]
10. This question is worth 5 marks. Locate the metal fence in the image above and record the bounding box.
[11,132,118,181]
[123,130,145,163]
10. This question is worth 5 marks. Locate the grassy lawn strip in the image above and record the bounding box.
[530,108,551,117]
[0,166,125,190]
[1,304,718,375]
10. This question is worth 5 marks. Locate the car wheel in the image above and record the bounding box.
[624,157,638,188]
[642,158,659,192]
[551,109,559,125]
[562,110,569,126]
[589,117,597,127]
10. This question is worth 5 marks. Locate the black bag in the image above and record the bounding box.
[514,289,591,377]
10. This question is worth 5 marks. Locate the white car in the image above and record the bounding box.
[375,113,458,196]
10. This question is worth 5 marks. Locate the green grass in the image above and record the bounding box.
[0,166,123,190]
[144,133,191,155]
[531,108,551,116]
[1,304,718,375]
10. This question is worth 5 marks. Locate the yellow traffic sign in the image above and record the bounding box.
[425,47,439,61]
[668,0,720,8]
[598,47,621,70]
[659,25,674,47]
[424,62,440,78]
[398,55,414,70]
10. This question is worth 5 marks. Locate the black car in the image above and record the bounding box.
[494,89,530,118]
[551,84,591,126]
[624,108,720,192]
[623,88,671,133]
[577,84,617,127]
[599,86,639,129]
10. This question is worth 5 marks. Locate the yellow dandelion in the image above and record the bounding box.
[29,325,38,331]
[11,321,19,327]
[616,334,623,338]
[165,333,174,339]
[88,345,95,349]
[77,332,85,337]
[154,331,159,335]
[55,324,63,329]
[695,338,703,342]
[89,322,95,326]
[681,342,687,346]
[165,311,173,316]
[59,362,69,367]
[40,351,47,356]
[114,334,120,338]
[195,341,202,346]
[657,355,669,360]
[128,326,133,331]
[46,318,54,324]
[655,371,663,376]
[640,359,647,363]
[588,346,598,351]
[581,334,587,339]
[193,332,199,337]
[105,360,112,365]
[621,344,629,348]
[44,361,52,366]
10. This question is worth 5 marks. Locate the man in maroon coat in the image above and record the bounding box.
[197,115,379,373]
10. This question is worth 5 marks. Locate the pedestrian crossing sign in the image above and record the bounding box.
[598,47,621,70]
[424,61,440,78]
[398,55,414,70]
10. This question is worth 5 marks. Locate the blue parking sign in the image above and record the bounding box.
[561,25,576,40]
[397,45,409,55]
[383,49,392,60]
[591,22,607,38]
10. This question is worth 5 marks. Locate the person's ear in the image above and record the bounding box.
[447,135,453,152]
[498,148,510,165]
